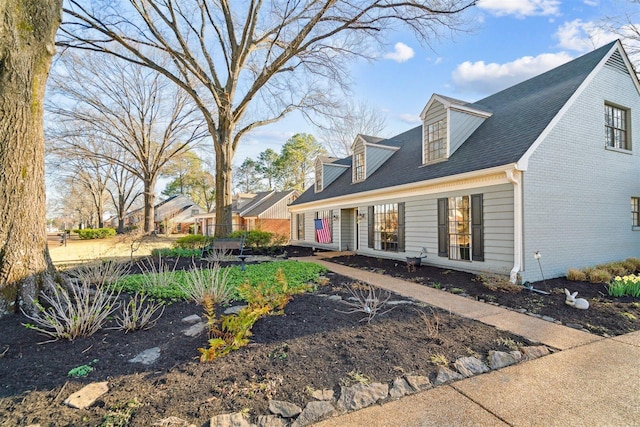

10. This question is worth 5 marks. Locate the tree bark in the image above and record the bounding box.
[142,177,156,234]
[214,119,235,237]
[0,0,63,317]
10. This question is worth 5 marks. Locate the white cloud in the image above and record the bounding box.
[477,0,560,18]
[452,52,574,95]
[583,0,598,6]
[383,42,415,63]
[396,113,421,125]
[555,19,618,52]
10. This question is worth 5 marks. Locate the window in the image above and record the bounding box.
[296,213,305,240]
[354,153,365,181]
[368,203,405,252]
[633,198,640,227]
[438,194,484,261]
[605,104,630,150]
[424,119,447,163]
[315,174,323,192]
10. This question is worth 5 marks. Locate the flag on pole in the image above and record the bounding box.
[314,218,332,243]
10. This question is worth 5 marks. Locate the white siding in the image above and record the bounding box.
[522,61,640,281]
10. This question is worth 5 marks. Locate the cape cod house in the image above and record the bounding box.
[289,40,640,283]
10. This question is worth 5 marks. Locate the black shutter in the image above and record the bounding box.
[471,194,484,261]
[368,206,374,248]
[437,198,448,257]
[397,203,405,252]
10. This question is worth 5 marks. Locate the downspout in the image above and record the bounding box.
[506,169,523,284]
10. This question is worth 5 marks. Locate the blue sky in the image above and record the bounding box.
[238,0,637,163]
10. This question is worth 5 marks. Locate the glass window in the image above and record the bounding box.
[448,196,471,261]
[373,204,398,252]
[354,153,365,181]
[605,104,630,150]
[632,197,640,227]
[424,119,446,163]
[297,213,305,240]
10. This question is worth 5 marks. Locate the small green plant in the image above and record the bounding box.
[608,274,640,297]
[495,337,521,351]
[430,353,448,367]
[431,282,442,289]
[449,287,464,294]
[100,398,141,427]
[340,370,370,386]
[68,359,98,378]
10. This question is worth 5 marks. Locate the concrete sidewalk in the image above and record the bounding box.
[300,257,640,426]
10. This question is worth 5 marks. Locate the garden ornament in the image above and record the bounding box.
[564,288,589,310]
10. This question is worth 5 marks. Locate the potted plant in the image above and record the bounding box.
[406,248,428,266]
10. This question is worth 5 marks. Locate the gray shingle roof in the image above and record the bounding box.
[241,191,296,217]
[293,41,616,206]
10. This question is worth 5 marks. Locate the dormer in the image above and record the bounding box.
[420,94,492,165]
[350,134,399,183]
[314,156,349,193]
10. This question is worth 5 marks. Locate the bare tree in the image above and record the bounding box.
[0,1,63,317]
[105,150,142,233]
[59,0,475,236]
[316,99,388,157]
[47,51,207,233]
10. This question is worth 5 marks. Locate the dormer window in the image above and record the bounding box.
[315,173,323,192]
[424,119,446,163]
[354,153,365,181]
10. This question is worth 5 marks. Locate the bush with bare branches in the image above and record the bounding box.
[114,294,165,333]
[337,282,394,323]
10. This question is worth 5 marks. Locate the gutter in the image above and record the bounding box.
[505,169,523,284]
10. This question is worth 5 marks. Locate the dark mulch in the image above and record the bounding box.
[328,254,640,337]
[0,247,636,426]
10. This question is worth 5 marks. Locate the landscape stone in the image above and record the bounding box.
[209,412,252,427]
[542,315,555,322]
[336,382,388,411]
[520,345,550,360]
[154,416,192,426]
[389,377,413,398]
[181,314,201,324]
[64,381,109,409]
[311,389,334,401]
[405,375,431,392]
[386,300,413,306]
[489,350,523,370]
[292,401,335,427]
[257,415,288,427]
[453,356,490,377]
[182,322,206,337]
[269,400,302,418]
[434,366,464,385]
[128,347,160,365]
[224,305,248,315]
[566,323,583,330]
[327,295,342,302]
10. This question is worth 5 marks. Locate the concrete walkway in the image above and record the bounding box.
[299,257,640,426]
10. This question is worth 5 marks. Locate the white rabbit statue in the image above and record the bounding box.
[564,289,589,310]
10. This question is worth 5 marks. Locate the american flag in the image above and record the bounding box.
[314,218,332,243]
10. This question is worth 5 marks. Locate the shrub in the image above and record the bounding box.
[76,228,117,240]
[609,262,631,277]
[151,247,201,258]
[174,234,207,249]
[566,268,587,282]
[588,268,612,284]
[228,230,272,248]
[475,273,521,293]
[114,294,165,332]
[73,259,130,287]
[625,258,640,273]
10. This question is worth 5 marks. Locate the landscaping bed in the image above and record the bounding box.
[0,248,534,427]
[328,254,640,337]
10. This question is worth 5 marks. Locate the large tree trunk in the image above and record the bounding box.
[0,0,63,317]
[142,177,156,234]
[214,121,235,237]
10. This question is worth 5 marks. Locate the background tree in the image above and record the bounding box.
[276,134,326,191]
[256,149,281,191]
[47,51,207,233]
[316,99,388,157]
[234,158,265,194]
[0,0,63,317]
[60,0,474,236]
[105,150,142,233]
[162,151,216,211]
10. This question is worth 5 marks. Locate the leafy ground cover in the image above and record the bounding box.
[1,248,637,426]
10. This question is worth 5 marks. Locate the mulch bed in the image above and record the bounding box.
[0,247,637,426]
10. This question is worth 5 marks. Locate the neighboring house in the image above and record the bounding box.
[195,190,299,238]
[289,40,640,283]
[119,195,204,233]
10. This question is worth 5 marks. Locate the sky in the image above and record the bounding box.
[237,0,638,163]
